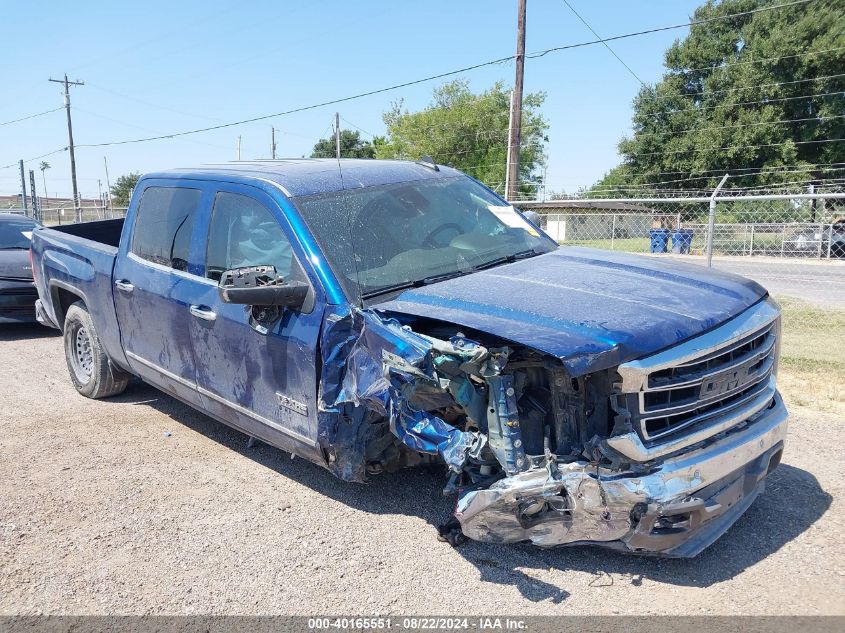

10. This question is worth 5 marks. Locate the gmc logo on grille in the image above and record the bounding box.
[701,368,748,397]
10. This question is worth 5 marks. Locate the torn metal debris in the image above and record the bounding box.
[313,298,788,557]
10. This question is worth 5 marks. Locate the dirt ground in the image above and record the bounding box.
[0,322,843,616]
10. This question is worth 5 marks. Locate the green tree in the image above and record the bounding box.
[593,0,844,193]
[110,172,141,207]
[376,80,548,196]
[311,129,376,158]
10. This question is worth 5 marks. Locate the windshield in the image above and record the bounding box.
[0,218,37,250]
[293,176,556,302]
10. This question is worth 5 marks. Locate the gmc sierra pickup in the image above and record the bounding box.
[30,159,788,556]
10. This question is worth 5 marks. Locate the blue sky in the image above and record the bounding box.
[0,0,702,200]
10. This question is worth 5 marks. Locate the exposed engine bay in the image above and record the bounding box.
[314,302,787,557]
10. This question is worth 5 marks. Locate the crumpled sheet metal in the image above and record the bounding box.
[455,462,642,547]
[316,305,485,480]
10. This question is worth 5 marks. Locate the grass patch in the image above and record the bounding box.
[775,296,845,415]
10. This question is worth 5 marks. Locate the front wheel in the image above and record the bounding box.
[63,300,129,399]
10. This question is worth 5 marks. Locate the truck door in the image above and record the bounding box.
[112,183,210,407]
[186,185,325,461]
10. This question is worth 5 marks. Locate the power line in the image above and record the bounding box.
[0,107,63,127]
[74,53,513,148]
[0,147,68,170]
[458,150,845,179]
[634,113,845,139]
[644,167,845,187]
[84,83,229,124]
[327,100,836,158]
[526,0,812,59]
[725,177,845,191]
[673,45,845,76]
[72,0,808,149]
[640,90,843,122]
[361,88,838,143]
[592,164,845,189]
[586,166,845,190]
[343,91,838,149]
[601,161,845,179]
[72,105,236,152]
[630,138,844,157]
[561,0,645,85]
[569,164,845,190]
[339,116,377,139]
[643,72,845,103]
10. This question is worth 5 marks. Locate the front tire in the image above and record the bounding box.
[63,300,129,399]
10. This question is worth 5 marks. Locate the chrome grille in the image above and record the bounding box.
[616,300,780,451]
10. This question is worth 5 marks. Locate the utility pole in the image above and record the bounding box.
[237,136,242,160]
[809,183,817,223]
[271,127,277,159]
[504,89,514,196]
[335,112,341,160]
[28,170,39,223]
[505,0,526,202]
[19,160,28,216]
[48,74,84,222]
[103,156,113,217]
[41,166,49,203]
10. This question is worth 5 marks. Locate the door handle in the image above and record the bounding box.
[189,305,217,322]
[114,279,134,293]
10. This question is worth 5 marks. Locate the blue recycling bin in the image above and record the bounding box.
[649,228,670,253]
[671,228,694,254]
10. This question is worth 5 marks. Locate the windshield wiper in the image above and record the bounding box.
[360,269,472,300]
[473,249,538,271]
[0,246,30,250]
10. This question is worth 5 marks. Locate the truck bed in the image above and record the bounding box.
[48,218,124,249]
[30,220,128,370]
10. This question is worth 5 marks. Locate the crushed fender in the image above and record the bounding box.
[313,302,767,556]
[316,306,496,480]
[314,304,621,543]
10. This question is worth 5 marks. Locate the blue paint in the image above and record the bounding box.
[31,159,769,485]
[379,247,766,375]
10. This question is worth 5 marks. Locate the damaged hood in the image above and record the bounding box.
[376,247,767,376]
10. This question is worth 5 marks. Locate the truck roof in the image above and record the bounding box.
[145,159,464,198]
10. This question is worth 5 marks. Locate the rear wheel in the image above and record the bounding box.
[63,301,129,399]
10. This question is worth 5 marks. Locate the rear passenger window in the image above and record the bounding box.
[205,192,304,283]
[131,187,201,271]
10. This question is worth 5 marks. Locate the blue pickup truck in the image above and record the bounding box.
[30,159,788,556]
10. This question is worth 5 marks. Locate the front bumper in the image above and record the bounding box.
[455,392,788,557]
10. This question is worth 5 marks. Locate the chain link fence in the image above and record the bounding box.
[9,193,845,260]
[521,193,845,261]
[5,206,129,225]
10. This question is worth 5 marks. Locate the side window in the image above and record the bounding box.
[131,187,201,272]
[205,192,304,283]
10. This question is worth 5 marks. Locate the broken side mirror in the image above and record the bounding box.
[218,265,309,310]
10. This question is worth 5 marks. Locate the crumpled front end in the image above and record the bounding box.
[316,298,787,557]
[456,397,787,556]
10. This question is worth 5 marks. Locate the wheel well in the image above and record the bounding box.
[52,286,84,328]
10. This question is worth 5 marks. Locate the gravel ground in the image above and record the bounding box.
[1,323,843,616]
